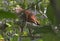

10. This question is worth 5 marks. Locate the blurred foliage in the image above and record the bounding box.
[0,0,60,41]
[46,5,56,25]
[0,10,17,19]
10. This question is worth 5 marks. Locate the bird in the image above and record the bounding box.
[13,6,40,25]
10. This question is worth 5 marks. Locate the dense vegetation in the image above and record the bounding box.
[0,0,60,41]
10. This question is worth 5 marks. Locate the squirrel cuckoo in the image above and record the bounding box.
[13,6,40,25]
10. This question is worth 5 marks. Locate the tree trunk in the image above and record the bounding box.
[50,0,60,25]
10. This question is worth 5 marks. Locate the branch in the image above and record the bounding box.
[26,0,41,9]
[20,36,41,38]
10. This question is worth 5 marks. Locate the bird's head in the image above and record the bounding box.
[13,5,24,15]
